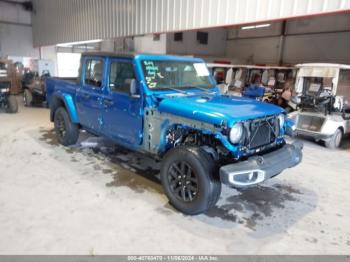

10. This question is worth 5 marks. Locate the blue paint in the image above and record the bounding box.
[102,57,144,145]
[242,84,265,99]
[285,117,296,136]
[46,52,289,158]
[157,94,284,128]
[62,93,80,123]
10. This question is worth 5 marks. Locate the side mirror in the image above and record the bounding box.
[130,79,140,98]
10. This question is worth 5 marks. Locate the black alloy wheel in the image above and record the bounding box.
[53,107,79,146]
[168,161,198,202]
[160,146,221,215]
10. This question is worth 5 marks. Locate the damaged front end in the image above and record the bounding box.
[220,141,303,187]
[143,104,302,188]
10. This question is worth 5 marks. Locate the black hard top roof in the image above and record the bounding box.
[81,52,204,62]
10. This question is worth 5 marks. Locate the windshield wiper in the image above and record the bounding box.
[184,86,216,95]
[156,86,215,96]
[161,86,190,94]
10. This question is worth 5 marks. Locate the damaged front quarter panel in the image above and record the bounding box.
[142,107,235,157]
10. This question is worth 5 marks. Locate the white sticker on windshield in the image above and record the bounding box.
[194,63,210,77]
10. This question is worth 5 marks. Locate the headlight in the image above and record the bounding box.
[229,123,243,144]
[278,114,285,129]
[0,88,9,93]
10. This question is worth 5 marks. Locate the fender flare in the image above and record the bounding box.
[50,92,79,123]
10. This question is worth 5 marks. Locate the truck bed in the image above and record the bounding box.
[46,77,79,105]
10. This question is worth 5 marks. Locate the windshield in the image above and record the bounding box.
[141,60,214,90]
[302,77,333,96]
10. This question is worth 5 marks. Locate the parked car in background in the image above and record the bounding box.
[23,70,50,106]
[46,52,303,215]
[0,60,18,113]
[289,63,350,149]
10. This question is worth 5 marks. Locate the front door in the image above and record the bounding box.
[76,57,105,131]
[102,59,143,146]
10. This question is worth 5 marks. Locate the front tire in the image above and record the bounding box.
[23,89,33,106]
[6,95,18,113]
[160,146,221,215]
[325,128,343,149]
[54,107,79,146]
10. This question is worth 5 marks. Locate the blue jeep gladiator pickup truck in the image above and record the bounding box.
[46,52,303,215]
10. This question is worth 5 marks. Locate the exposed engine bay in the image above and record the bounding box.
[165,127,230,161]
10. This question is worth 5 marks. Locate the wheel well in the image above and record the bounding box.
[50,97,66,122]
[164,126,230,161]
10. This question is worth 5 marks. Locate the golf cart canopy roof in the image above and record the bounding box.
[206,63,294,70]
[296,63,350,78]
[296,63,350,69]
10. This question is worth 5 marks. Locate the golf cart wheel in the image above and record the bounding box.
[160,146,221,215]
[6,95,18,113]
[23,89,33,106]
[325,128,343,149]
[54,107,79,146]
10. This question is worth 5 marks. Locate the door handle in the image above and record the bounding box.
[103,99,114,107]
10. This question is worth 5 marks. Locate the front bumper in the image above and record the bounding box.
[220,141,303,188]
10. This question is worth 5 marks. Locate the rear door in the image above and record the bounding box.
[76,57,106,131]
[102,58,143,145]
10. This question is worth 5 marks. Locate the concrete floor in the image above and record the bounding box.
[1,98,350,255]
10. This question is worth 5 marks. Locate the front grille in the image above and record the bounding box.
[244,116,279,150]
[297,114,325,132]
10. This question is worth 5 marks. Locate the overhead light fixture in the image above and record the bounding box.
[241,24,271,30]
[57,39,103,47]
[241,25,255,30]
[255,23,271,28]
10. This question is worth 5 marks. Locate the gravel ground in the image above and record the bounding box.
[1,98,350,255]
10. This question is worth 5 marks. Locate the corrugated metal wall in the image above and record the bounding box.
[0,1,38,57]
[0,1,31,25]
[32,0,350,47]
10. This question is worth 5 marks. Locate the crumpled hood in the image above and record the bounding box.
[158,94,284,127]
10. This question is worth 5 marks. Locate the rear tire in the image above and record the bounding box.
[160,146,221,215]
[23,89,33,106]
[325,128,343,149]
[54,107,79,146]
[6,95,18,113]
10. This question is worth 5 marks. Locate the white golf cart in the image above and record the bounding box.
[289,63,350,149]
[206,63,240,95]
[207,63,295,101]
